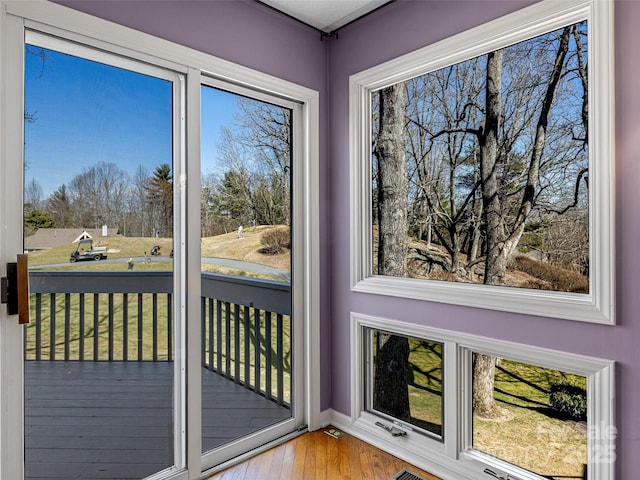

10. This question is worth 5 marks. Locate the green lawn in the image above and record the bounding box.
[399,346,587,480]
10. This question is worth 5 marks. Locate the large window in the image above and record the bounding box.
[350,0,614,324]
[351,313,615,480]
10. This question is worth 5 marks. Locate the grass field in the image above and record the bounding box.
[392,341,586,480]
[25,291,173,361]
[27,226,290,278]
[474,360,587,479]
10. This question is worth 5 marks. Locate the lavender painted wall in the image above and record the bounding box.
[328,1,639,478]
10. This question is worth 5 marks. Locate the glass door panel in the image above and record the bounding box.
[23,36,180,479]
[200,84,293,454]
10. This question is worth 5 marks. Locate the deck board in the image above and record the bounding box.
[25,361,291,480]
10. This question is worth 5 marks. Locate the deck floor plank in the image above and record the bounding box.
[25,361,291,480]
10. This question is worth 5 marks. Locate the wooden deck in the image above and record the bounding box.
[25,361,291,480]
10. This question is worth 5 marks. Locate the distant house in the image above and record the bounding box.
[24,226,116,251]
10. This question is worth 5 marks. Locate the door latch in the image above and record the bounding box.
[1,254,30,324]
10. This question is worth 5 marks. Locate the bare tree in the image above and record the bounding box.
[47,184,72,228]
[235,98,292,225]
[67,161,129,230]
[472,26,575,417]
[24,178,44,213]
[373,84,411,420]
[131,165,151,236]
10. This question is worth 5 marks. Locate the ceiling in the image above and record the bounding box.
[257,0,392,33]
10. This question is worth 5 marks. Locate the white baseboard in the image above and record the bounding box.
[315,408,334,429]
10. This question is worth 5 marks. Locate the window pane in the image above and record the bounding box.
[367,329,443,438]
[472,353,587,479]
[200,84,293,454]
[371,20,589,294]
[24,42,176,479]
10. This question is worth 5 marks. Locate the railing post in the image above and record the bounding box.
[265,311,272,401]
[93,293,99,361]
[224,301,231,379]
[137,293,143,361]
[64,293,71,361]
[243,305,250,388]
[108,293,114,361]
[49,293,56,361]
[201,297,207,368]
[35,293,42,361]
[207,298,213,371]
[233,304,240,384]
[152,294,158,362]
[276,313,284,406]
[79,293,85,361]
[123,293,129,362]
[254,309,261,394]
[216,300,222,374]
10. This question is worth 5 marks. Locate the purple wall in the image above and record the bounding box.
[328,1,639,479]
[55,0,640,477]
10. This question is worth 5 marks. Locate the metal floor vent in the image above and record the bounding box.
[390,469,427,480]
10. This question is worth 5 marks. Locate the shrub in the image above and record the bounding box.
[549,383,587,421]
[260,227,290,255]
[511,254,588,293]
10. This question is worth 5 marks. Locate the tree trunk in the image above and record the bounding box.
[473,354,497,418]
[375,84,409,277]
[480,49,505,287]
[472,50,504,417]
[373,333,411,421]
[473,30,573,417]
[373,84,411,420]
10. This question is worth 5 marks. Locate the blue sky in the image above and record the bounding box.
[24,45,237,197]
[201,85,238,175]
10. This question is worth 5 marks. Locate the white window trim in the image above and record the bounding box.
[350,313,615,480]
[349,0,615,324]
[1,1,321,478]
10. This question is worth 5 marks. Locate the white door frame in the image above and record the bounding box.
[0,1,321,478]
[0,8,27,480]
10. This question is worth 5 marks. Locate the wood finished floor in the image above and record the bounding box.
[208,428,442,480]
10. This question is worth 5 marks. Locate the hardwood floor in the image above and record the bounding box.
[208,428,441,480]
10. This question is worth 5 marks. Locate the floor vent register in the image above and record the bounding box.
[390,469,428,480]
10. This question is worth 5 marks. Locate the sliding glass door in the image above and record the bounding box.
[22,32,184,480]
[199,80,303,469]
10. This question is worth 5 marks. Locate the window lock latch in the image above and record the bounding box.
[483,468,521,480]
[375,421,407,437]
[484,469,505,480]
